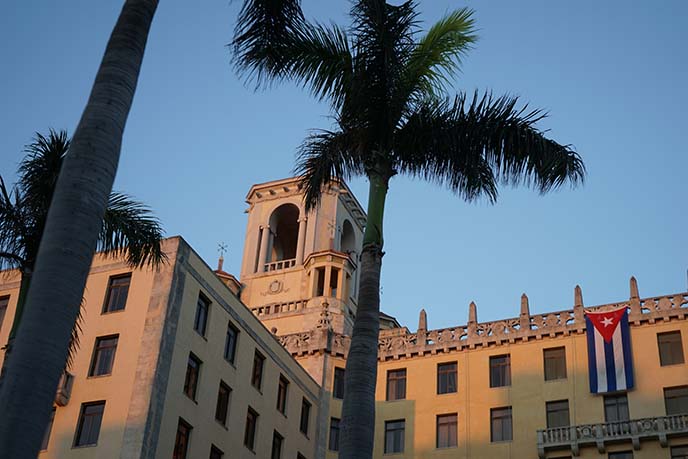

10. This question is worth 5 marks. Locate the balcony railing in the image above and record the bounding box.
[264,258,296,272]
[537,414,688,458]
[54,371,74,406]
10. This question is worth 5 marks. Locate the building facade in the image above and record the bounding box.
[0,176,686,459]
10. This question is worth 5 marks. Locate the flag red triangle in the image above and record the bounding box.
[585,307,627,343]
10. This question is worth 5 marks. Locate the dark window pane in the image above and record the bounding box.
[194,294,209,336]
[544,347,567,381]
[277,375,289,414]
[174,418,192,459]
[490,355,511,388]
[89,335,119,377]
[608,452,633,459]
[215,382,231,425]
[244,407,258,450]
[672,445,688,459]
[604,394,629,422]
[0,295,9,330]
[271,431,283,459]
[665,386,688,415]
[437,362,457,394]
[102,274,131,313]
[300,399,311,435]
[329,418,340,451]
[252,351,265,390]
[333,367,345,399]
[546,400,570,428]
[658,331,685,366]
[41,407,56,450]
[436,413,458,448]
[209,445,224,459]
[384,419,405,453]
[386,369,407,401]
[491,407,513,442]
[74,402,105,447]
[184,354,201,400]
[224,322,239,363]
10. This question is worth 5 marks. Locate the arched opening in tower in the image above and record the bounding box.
[268,204,300,262]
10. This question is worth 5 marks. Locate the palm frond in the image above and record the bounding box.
[295,129,366,211]
[99,193,166,268]
[0,177,29,271]
[395,92,585,202]
[65,300,84,369]
[232,0,306,84]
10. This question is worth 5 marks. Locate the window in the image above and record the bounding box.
[209,445,224,459]
[384,419,405,454]
[41,407,55,450]
[329,418,340,451]
[174,418,192,459]
[608,452,633,459]
[74,401,105,447]
[544,347,567,380]
[491,407,513,442]
[88,335,118,377]
[604,394,629,422]
[436,413,458,448]
[658,331,685,366]
[672,445,688,459]
[102,274,131,313]
[271,431,284,459]
[277,375,289,414]
[665,386,688,415]
[386,369,407,401]
[0,295,8,329]
[215,381,231,425]
[300,398,311,435]
[437,362,457,394]
[297,454,307,459]
[251,350,265,390]
[490,355,511,387]
[183,353,201,400]
[330,268,339,297]
[244,407,258,450]
[194,293,210,337]
[315,267,326,296]
[333,367,345,399]
[224,321,239,364]
[546,400,570,428]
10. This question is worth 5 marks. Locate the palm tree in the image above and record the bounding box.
[0,1,159,456]
[233,1,585,458]
[0,129,165,370]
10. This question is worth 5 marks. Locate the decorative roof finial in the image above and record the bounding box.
[217,242,228,271]
[574,285,584,307]
[418,309,427,332]
[520,293,530,317]
[468,301,477,324]
[630,276,639,299]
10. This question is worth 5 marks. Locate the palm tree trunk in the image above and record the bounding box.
[0,1,158,456]
[339,173,388,459]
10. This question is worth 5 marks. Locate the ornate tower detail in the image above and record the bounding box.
[519,294,531,330]
[574,285,584,323]
[468,301,478,338]
[418,309,427,332]
[629,276,641,316]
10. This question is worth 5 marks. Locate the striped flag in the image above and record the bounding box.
[585,307,634,394]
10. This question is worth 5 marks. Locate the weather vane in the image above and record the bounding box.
[218,242,228,258]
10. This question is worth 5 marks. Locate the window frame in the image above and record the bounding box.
[329,417,340,451]
[489,354,511,388]
[658,331,685,366]
[604,393,630,422]
[174,417,192,459]
[436,413,458,449]
[0,295,9,330]
[73,401,106,448]
[88,334,119,377]
[215,381,231,426]
[437,362,458,395]
[386,368,407,401]
[101,273,131,314]
[384,419,405,454]
[209,445,224,459]
[183,353,202,401]
[251,350,265,391]
[193,292,210,337]
[546,399,570,428]
[277,375,289,415]
[543,347,567,381]
[244,407,259,451]
[224,321,239,364]
[333,367,345,399]
[41,406,56,451]
[300,398,311,436]
[490,406,513,442]
[665,386,688,415]
[271,430,284,459]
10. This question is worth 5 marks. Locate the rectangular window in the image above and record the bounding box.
[300,398,311,435]
[665,386,688,415]
[658,331,685,366]
[333,367,345,399]
[604,394,629,422]
[436,413,458,448]
[277,375,289,414]
[74,401,105,447]
[194,293,210,337]
[102,274,131,313]
[608,452,633,459]
[386,369,407,401]
[271,431,283,459]
[41,407,56,450]
[437,362,457,394]
[546,400,570,428]
[183,353,202,400]
[329,418,340,451]
[544,347,567,381]
[215,381,231,425]
[297,454,307,459]
[224,321,239,364]
[330,268,339,297]
[0,295,8,330]
[244,407,258,451]
[490,355,511,387]
[384,419,405,454]
[88,335,119,377]
[174,418,192,459]
[209,445,224,459]
[251,350,265,390]
[671,445,688,459]
[491,407,513,442]
[315,267,326,296]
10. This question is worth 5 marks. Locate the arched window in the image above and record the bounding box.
[340,220,356,257]
[268,204,300,262]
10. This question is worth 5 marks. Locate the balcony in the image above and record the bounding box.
[264,258,296,272]
[537,414,688,458]
[54,371,74,406]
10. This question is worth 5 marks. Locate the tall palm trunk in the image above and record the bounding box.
[340,173,388,459]
[0,1,158,456]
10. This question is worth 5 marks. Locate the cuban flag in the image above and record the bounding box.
[585,307,634,394]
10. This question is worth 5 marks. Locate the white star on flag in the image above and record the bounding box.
[601,316,614,327]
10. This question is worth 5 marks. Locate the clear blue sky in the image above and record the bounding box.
[1,1,686,330]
